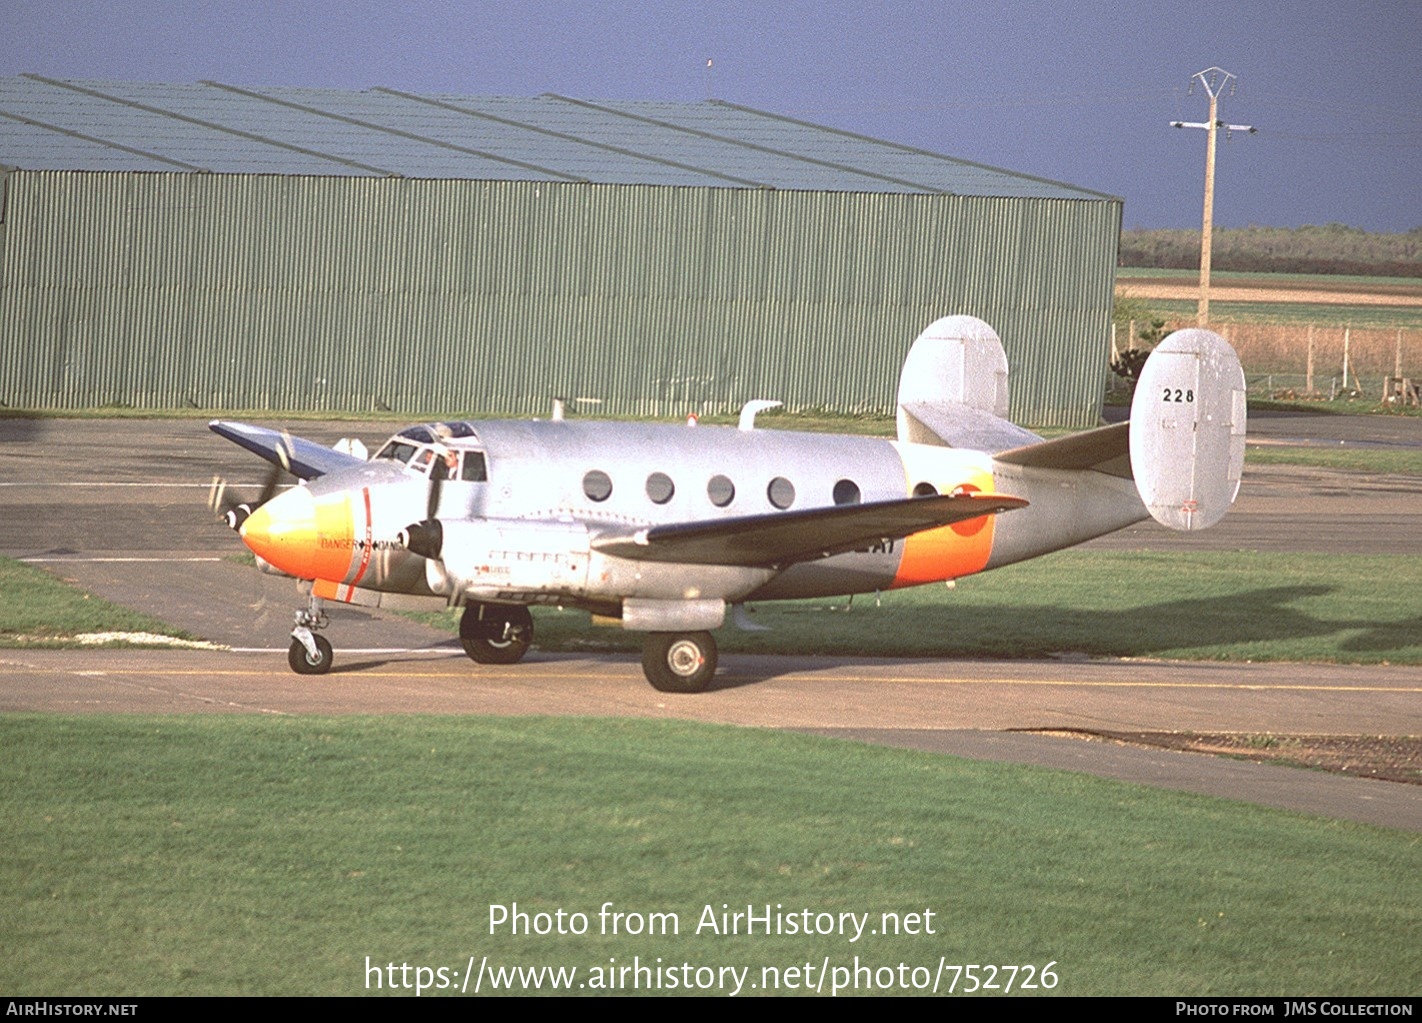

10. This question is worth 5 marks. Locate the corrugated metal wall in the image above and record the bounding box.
[0,170,1120,426]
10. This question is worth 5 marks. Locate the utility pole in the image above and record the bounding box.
[1171,67,1256,326]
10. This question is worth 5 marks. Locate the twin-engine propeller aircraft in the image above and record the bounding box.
[209,315,1246,692]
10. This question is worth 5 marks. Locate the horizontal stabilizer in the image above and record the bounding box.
[592,492,1027,567]
[895,315,1041,451]
[995,421,1131,477]
[209,421,368,480]
[900,400,1043,454]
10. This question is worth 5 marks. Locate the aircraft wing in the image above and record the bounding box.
[591,492,1027,567]
[209,420,368,480]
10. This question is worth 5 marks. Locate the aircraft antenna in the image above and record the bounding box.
[1169,67,1256,326]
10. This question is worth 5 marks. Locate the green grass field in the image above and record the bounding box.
[3,715,1418,996]
[0,557,200,647]
[1116,268,1422,330]
[1119,268,1422,287]
[1131,299,1422,330]
[1244,443,1422,474]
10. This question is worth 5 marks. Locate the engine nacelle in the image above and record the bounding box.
[425,518,591,601]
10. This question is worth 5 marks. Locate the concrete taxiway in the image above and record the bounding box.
[1,646,1418,831]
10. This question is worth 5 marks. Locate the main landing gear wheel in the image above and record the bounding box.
[641,632,717,693]
[460,604,533,665]
[288,634,333,675]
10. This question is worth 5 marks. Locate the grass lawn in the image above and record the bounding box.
[1244,443,1422,474]
[0,557,200,647]
[2,715,1417,996]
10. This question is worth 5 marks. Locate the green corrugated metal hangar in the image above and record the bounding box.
[0,76,1121,426]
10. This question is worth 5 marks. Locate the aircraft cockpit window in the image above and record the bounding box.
[461,452,488,482]
[376,441,418,464]
[411,448,435,475]
[912,482,939,498]
[707,474,735,508]
[399,426,435,444]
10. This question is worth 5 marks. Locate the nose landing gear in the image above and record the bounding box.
[288,597,333,675]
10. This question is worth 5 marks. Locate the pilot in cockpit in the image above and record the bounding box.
[431,448,459,481]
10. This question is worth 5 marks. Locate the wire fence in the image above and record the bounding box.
[1107,320,1421,405]
[1105,371,1404,404]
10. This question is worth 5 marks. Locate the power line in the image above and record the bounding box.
[1169,67,1257,327]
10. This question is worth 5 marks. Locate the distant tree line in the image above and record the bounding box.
[1119,224,1422,277]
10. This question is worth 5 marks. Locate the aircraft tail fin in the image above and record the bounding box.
[896,316,1041,452]
[1128,328,1247,530]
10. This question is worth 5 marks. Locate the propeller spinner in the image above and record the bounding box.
[207,430,295,531]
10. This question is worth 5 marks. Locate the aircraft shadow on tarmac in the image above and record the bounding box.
[694,582,1418,686]
[747,582,1365,645]
[327,657,431,674]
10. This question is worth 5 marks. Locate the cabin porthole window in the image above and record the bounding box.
[646,472,675,505]
[767,476,795,510]
[833,479,861,505]
[707,474,735,508]
[583,469,613,502]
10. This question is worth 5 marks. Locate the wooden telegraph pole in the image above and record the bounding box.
[1171,68,1256,327]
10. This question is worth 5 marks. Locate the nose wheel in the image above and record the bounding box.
[289,633,334,674]
[287,598,333,675]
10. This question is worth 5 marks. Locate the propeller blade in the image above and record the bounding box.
[426,424,454,520]
[427,458,444,520]
[207,476,229,515]
[208,462,289,532]
[276,430,294,473]
[255,460,283,507]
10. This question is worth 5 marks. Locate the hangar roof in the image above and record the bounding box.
[0,75,1114,200]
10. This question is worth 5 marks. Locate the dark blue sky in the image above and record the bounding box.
[5,1,1418,232]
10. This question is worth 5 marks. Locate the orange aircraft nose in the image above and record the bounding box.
[239,485,355,582]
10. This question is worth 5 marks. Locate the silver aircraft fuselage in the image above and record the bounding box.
[239,417,1145,613]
